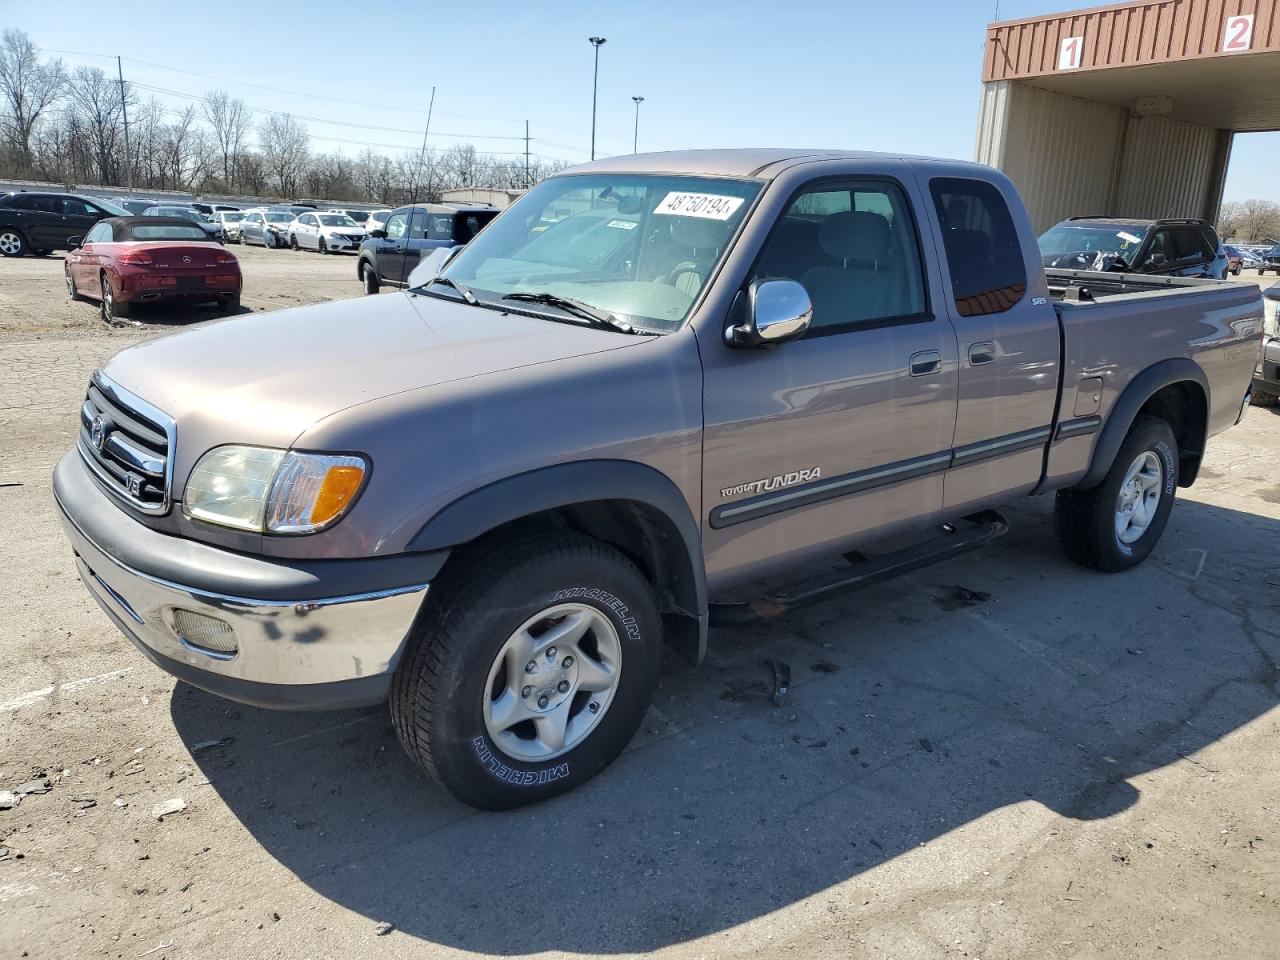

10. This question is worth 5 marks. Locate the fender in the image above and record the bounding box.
[408,459,708,661]
[1076,357,1209,490]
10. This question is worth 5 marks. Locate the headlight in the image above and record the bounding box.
[183,445,368,535]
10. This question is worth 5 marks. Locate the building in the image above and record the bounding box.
[439,188,526,210]
[975,0,1279,231]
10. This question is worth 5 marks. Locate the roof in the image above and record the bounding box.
[101,216,219,240]
[555,148,975,180]
[394,203,500,214]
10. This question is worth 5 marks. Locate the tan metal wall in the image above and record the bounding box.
[974,81,1228,231]
[1113,114,1220,218]
[976,82,1127,231]
[984,0,1280,81]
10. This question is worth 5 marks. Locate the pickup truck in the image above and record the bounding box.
[53,149,1263,810]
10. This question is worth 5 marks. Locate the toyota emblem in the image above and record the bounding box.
[90,415,108,451]
[182,255,191,264]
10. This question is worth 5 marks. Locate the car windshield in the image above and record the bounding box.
[93,197,130,216]
[131,224,212,241]
[1038,222,1147,261]
[265,213,294,223]
[318,214,357,226]
[438,174,760,332]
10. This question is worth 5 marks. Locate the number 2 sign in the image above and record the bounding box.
[1222,14,1254,52]
[1058,35,1084,70]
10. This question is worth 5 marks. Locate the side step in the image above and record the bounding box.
[707,509,1009,627]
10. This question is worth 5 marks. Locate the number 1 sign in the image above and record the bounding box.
[1058,35,1084,70]
[1222,15,1254,53]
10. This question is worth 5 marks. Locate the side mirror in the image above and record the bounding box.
[369,228,386,239]
[726,279,813,347]
[67,236,83,248]
[1146,252,1168,268]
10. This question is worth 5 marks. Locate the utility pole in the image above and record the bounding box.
[588,37,606,160]
[631,96,644,153]
[116,56,132,192]
[410,86,436,205]
[524,120,530,188]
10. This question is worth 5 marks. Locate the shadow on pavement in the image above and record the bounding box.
[173,494,1280,953]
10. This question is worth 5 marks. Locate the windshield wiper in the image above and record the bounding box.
[424,276,478,305]
[501,291,637,334]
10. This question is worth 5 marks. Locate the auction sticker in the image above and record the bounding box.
[1116,231,1142,245]
[653,192,744,220]
[606,219,638,230]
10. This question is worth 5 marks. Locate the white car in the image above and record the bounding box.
[365,209,393,236]
[211,210,246,243]
[288,211,367,254]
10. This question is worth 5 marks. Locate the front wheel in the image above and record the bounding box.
[290,235,299,250]
[360,263,380,295]
[1055,415,1178,572]
[318,238,328,254]
[390,533,662,810]
[65,266,83,301]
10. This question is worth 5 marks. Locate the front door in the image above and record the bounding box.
[377,209,411,283]
[700,170,960,590]
[919,172,1062,512]
[59,196,104,247]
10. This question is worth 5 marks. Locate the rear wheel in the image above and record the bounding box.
[100,273,130,322]
[65,265,83,301]
[0,229,26,257]
[220,293,241,316]
[1055,415,1177,572]
[360,262,380,295]
[390,533,662,810]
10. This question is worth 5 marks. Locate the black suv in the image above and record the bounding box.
[0,192,130,257]
[1257,245,1280,276]
[1038,216,1229,280]
[357,203,498,294]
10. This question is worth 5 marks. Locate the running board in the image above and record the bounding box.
[707,510,1009,627]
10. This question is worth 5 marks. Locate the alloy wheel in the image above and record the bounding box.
[1114,450,1163,544]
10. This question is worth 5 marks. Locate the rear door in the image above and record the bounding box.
[918,170,1061,512]
[20,194,63,247]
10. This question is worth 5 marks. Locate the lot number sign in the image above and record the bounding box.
[1222,15,1254,53]
[1058,35,1084,70]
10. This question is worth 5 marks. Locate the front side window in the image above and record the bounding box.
[930,177,1026,317]
[1172,228,1210,264]
[385,213,408,240]
[441,174,760,332]
[752,179,926,332]
[85,222,112,243]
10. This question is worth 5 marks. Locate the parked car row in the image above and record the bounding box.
[1037,216,1232,280]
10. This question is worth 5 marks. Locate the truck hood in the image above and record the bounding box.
[100,292,639,452]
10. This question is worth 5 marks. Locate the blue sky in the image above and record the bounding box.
[6,0,1274,200]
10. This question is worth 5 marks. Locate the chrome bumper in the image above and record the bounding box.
[58,497,428,709]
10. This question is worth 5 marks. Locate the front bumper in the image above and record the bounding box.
[54,453,437,710]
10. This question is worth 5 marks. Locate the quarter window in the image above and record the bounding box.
[753,179,927,332]
[930,177,1026,317]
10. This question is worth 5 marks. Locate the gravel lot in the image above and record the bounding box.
[1,249,1277,959]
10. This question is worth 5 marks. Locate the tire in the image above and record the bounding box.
[318,237,328,255]
[290,235,299,251]
[65,266,83,301]
[1251,390,1279,407]
[360,262,380,295]
[100,273,130,322]
[1054,414,1178,572]
[220,293,241,316]
[390,532,662,810]
[0,228,26,257]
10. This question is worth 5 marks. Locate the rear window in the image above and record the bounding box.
[131,225,212,241]
[345,210,369,222]
[930,177,1026,317]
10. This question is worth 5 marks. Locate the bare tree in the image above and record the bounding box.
[202,89,250,189]
[259,112,309,196]
[65,66,135,185]
[1219,199,1280,244]
[0,30,66,171]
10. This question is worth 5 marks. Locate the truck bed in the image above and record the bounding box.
[1045,267,1249,302]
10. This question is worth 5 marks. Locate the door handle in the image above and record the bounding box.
[968,341,995,365]
[909,350,942,377]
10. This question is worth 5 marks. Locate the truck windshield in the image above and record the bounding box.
[437,174,761,333]
[1039,222,1146,263]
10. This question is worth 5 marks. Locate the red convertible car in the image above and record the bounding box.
[64,216,242,322]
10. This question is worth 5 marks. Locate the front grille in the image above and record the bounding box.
[340,234,363,243]
[77,374,174,514]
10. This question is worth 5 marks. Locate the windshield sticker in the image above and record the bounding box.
[606,219,638,230]
[653,192,744,221]
[1117,231,1142,245]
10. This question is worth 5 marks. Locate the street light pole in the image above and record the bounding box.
[588,37,606,160]
[631,96,644,153]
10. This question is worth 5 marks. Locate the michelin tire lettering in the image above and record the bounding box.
[473,736,570,785]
